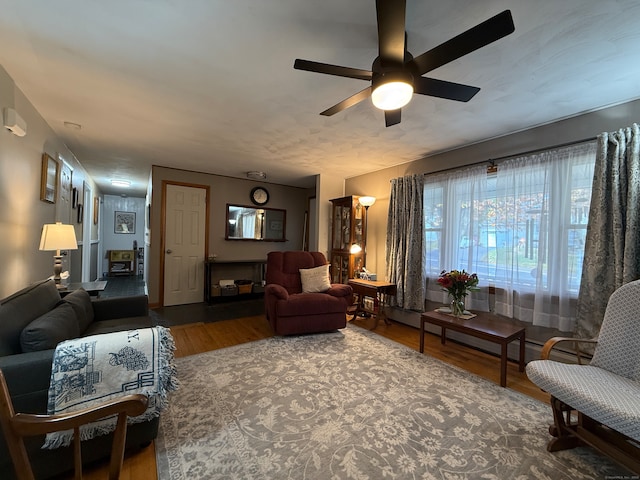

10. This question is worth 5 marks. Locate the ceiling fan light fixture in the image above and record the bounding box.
[371,72,414,111]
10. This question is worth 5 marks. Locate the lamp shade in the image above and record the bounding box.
[39,222,78,252]
[359,196,376,208]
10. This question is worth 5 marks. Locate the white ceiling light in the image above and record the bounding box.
[246,171,267,180]
[64,121,82,130]
[111,179,131,187]
[371,72,414,111]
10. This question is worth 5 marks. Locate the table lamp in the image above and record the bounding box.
[39,222,78,288]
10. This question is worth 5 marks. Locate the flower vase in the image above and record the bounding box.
[450,296,466,317]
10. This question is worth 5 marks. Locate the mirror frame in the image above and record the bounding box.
[225,204,287,242]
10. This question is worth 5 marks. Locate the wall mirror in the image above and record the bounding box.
[225,204,286,241]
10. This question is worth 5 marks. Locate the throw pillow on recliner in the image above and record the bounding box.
[299,264,331,293]
[20,302,80,352]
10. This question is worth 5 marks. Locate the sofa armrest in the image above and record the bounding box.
[92,295,149,322]
[540,336,598,364]
[0,349,55,412]
[327,284,353,298]
[265,284,289,301]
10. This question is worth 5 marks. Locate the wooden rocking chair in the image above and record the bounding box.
[526,279,640,475]
[0,369,148,480]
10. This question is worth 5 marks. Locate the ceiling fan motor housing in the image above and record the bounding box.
[293,2,515,126]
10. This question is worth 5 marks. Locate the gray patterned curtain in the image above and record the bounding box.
[575,123,640,339]
[386,174,425,310]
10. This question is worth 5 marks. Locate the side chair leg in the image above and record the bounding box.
[547,396,583,452]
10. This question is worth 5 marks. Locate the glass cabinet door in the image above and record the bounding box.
[329,196,367,284]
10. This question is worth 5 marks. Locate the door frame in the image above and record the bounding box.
[82,181,92,281]
[159,180,210,306]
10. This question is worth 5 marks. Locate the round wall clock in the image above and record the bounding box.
[250,186,269,205]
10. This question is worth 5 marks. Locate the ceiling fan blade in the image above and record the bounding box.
[411,10,515,75]
[376,0,407,65]
[320,86,373,116]
[385,109,401,127]
[294,59,372,81]
[414,77,480,102]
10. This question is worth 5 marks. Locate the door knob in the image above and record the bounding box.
[166,249,172,254]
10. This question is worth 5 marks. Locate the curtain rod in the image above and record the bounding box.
[421,136,597,176]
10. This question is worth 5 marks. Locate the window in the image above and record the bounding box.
[424,142,597,331]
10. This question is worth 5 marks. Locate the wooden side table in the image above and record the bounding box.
[59,281,108,298]
[348,279,397,329]
[420,309,525,387]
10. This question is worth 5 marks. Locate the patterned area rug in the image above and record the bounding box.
[156,325,625,479]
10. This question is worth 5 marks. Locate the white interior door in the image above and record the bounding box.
[163,184,206,306]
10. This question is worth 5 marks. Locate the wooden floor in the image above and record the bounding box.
[80,314,549,480]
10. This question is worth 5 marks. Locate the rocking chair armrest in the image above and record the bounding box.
[540,336,599,362]
[10,394,149,436]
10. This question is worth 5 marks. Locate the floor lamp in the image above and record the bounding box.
[39,222,78,288]
[357,196,376,279]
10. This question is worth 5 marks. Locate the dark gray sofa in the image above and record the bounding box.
[0,279,157,479]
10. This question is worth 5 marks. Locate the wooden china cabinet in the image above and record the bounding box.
[329,195,366,284]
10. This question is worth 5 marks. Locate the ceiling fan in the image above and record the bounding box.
[294,1,515,127]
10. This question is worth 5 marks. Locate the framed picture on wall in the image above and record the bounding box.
[93,197,99,224]
[40,153,59,203]
[72,187,78,209]
[115,211,135,234]
[77,204,83,223]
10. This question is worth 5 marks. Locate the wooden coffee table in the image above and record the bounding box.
[420,309,525,387]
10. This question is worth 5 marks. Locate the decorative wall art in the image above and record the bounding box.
[77,204,83,223]
[93,197,99,224]
[72,187,78,208]
[115,211,135,234]
[40,153,59,203]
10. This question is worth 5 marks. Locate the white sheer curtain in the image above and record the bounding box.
[424,164,490,312]
[239,213,255,239]
[493,142,596,331]
[423,142,597,330]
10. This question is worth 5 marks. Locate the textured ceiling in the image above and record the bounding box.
[1,0,640,196]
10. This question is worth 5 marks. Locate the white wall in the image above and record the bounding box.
[315,173,344,259]
[0,65,100,297]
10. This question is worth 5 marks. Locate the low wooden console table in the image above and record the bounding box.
[420,309,525,387]
[347,279,397,329]
[204,259,266,304]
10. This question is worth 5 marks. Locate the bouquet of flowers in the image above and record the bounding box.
[437,270,479,316]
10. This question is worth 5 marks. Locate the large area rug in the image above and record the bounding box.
[155,325,625,479]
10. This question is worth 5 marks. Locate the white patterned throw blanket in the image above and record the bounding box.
[43,326,178,448]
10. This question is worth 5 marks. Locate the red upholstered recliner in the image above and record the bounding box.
[265,251,353,335]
